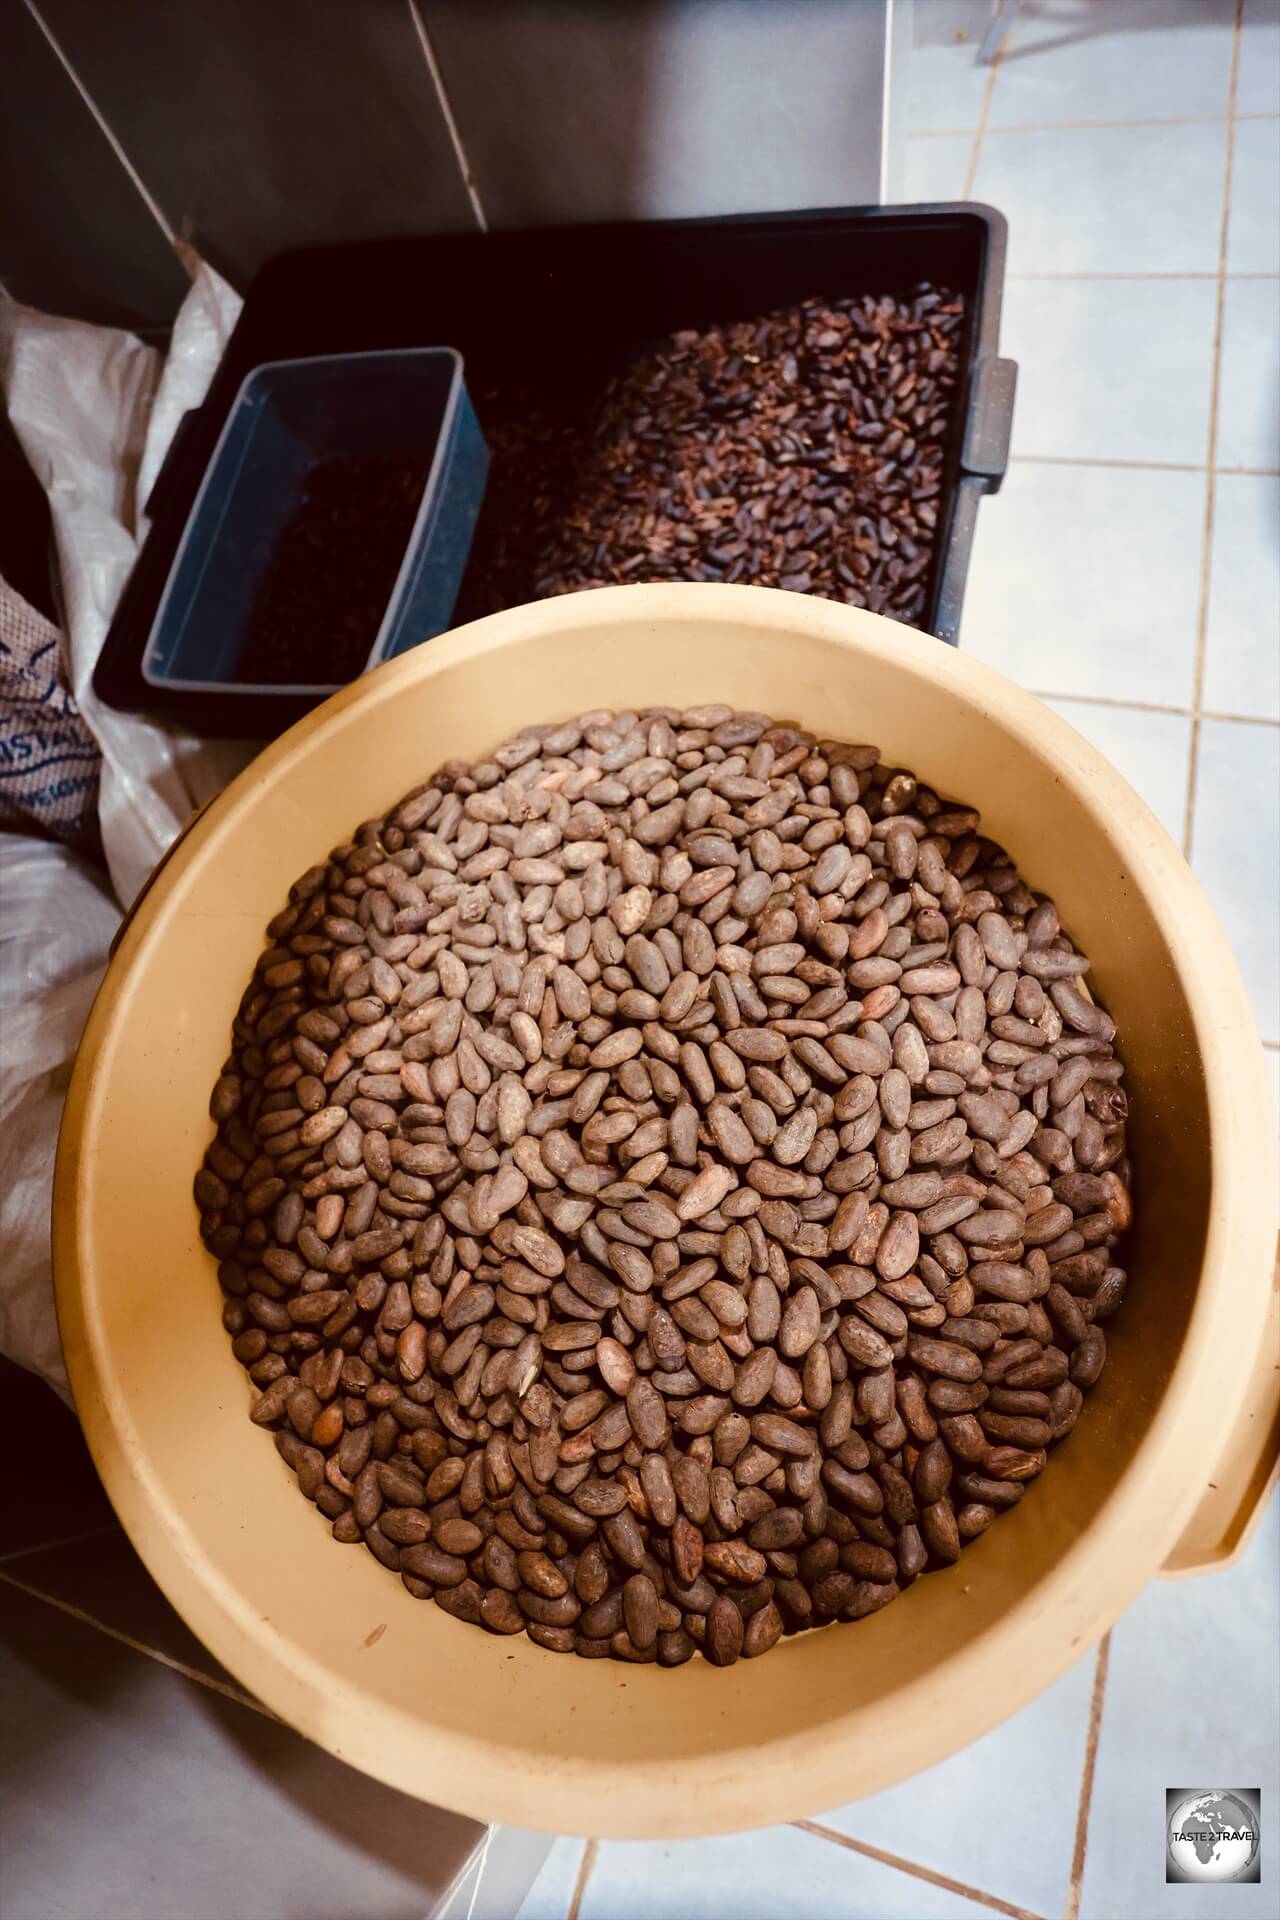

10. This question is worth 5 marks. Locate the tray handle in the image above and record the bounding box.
[961,356,1017,493]
[1161,1257,1280,1578]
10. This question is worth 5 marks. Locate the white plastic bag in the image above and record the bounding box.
[0,264,250,1397]
[0,264,251,910]
[0,575,102,848]
[0,834,121,1401]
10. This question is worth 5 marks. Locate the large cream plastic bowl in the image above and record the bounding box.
[54,585,1278,1837]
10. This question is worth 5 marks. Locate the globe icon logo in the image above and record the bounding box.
[1166,1791,1261,1883]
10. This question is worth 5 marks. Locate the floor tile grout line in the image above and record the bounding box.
[794,1819,1047,1920]
[0,1520,122,1566]
[565,1837,598,1920]
[1064,1634,1112,1920]
[1027,686,1279,728]
[907,126,994,141]
[0,1568,280,1724]
[1010,456,1280,478]
[962,37,1003,199]
[1183,0,1245,860]
[22,0,181,256]
[985,110,1276,134]
[908,112,1278,141]
[1011,454,1204,475]
[1006,270,1279,282]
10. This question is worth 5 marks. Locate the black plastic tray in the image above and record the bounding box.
[96,203,1015,738]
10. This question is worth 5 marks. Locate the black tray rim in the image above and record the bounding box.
[93,199,1012,738]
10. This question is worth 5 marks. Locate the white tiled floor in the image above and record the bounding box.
[512,1837,588,1920]
[901,131,974,203]
[1227,117,1280,272]
[818,1655,1098,1919]
[1238,0,1280,115]
[1190,718,1280,1044]
[1000,276,1218,465]
[987,0,1239,127]
[1216,277,1280,470]
[1079,1494,1280,1920]
[1203,474,1280,719]
[512,6,1280,1916]
[579,1828,993,1920]
[1042,697,1194,843]
[961,461,1206,708]
[972,119,1230,275]
[907,35,996,133]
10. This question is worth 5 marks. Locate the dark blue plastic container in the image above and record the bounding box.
[141,347,488,698]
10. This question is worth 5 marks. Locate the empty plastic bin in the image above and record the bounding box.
[141,347,488,701]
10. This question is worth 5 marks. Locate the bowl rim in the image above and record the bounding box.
[53,583,1278,1835]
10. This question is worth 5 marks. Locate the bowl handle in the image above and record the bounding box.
[1160,1267,1279,1578]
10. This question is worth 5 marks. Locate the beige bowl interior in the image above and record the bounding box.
[55,584,1277,1837]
